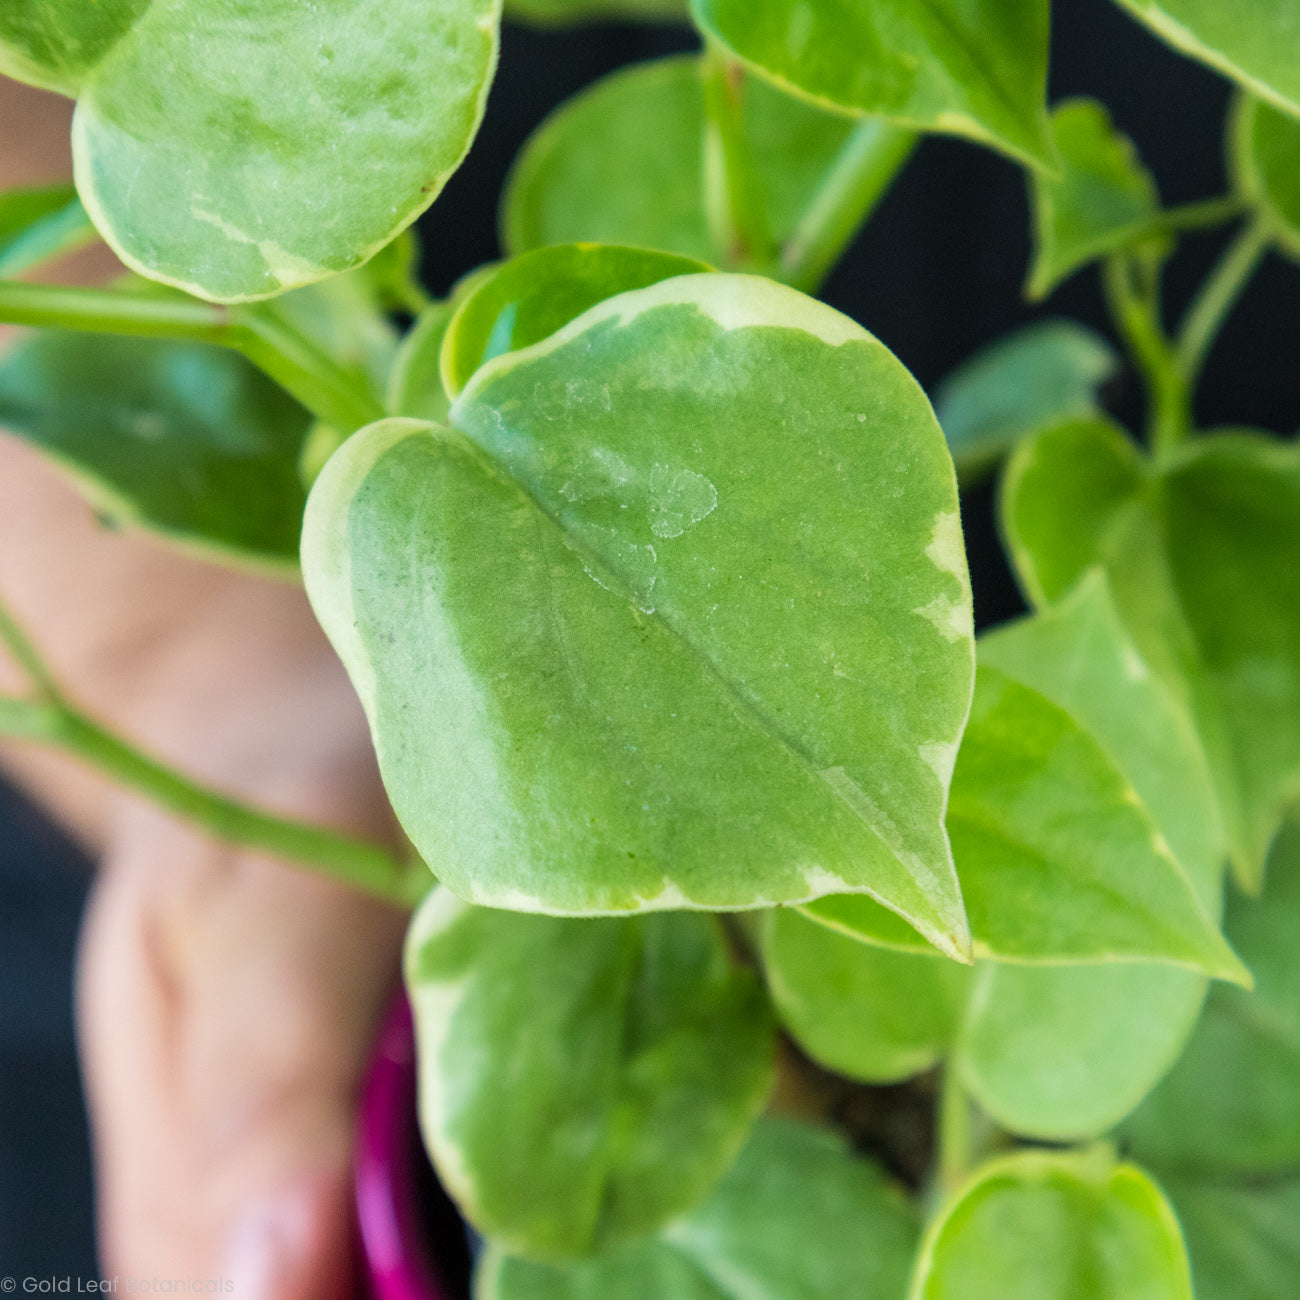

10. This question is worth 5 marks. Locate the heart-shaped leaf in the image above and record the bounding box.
[909,1148,1193,1300]
[440,244,708,400]
[1027,98,1162,299]
[1232,92,1300,259]
[934,319,1118,484]
[1110,0,1300,118]
[1,0,500,302]
[405,890,774,1260]
[1123,822,1300,1175]
[502,55,909,270]
[304,274,975,951]
[1003,421,1300,889]
[760,907,969,1083]
[689,0,1054,169]
[479,1118,920,1299]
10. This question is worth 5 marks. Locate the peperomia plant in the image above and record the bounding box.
[2,1,1300,1296]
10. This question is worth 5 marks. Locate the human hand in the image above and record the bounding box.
[71,575,408,1297]
[0,447,408,1297]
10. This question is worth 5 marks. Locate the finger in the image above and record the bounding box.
[78,806,405,1295]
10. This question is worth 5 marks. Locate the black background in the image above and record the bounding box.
[3,0,1298,1272]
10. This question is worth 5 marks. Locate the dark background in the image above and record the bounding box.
[4,0,1298,1272]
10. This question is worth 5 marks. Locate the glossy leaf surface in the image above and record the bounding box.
[1123,823,1300,1174]
[0,329,310,569]
[1111,0,1300,117]
[502,55,864,263]
[978,574,1225,899]
[406,891,774,1260]
[441,244,708,399]
[1004,422,1300,887]
[910,1148,1193,1299]
[950,663,1237,974]
[1162,1175,1300,1300]
[1233,93,1300,259]
[305,275,975,949]
[933,319,1118,482]
[953,576,1220,1137]
[1,0,500,302]
[690,0,1053,168]
[479,1118,919,1299]
[761,908,969,1082]
[1027,98,1160,298]
[0,182,95,278]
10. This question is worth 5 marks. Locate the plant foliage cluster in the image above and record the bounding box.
[3,0,1300,1295]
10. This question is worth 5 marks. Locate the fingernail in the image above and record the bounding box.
[222,1186,315,1300]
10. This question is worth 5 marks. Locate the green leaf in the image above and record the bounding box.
[502,55,868,264]
[1027,98,1161,299]
[0,0,149,96]
[1123,822,1300,1175]
[1003,422,1300,888]
[1111,0,1300,119]
[689,0,1054,170]
[956,963,1208,1141]
[304,275,975,951]
[946,663,1241,977]
[405,890,775,1260]
[950,575,1223,1138]
[0,328,310,571]
[1160,1175,1300,1300]
[388,264,500,427]
[760,907,969,1083]
[1,0,500,302]
[909,1148,1193,1300]
[978,572,1226,900]
[798,893,937,955]
[478,1118,920,1299]
[804,574,1235,979]
[441,244,709,400]
[1231,92,1300,260]
[933,319,1119,483]
[0,183,96,278]
[388,301,457,425]
[505,0,687,22]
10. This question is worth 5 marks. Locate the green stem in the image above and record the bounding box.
[701,50,777,273]
[937,1063,973,1197]
[0,279,383,432]
[0,590,425,908]
[1103,254,1189,459]
[1174,217,1270,391]
[1142,194,1246,240]
[781,121,918,294]
[0,598,60,701]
